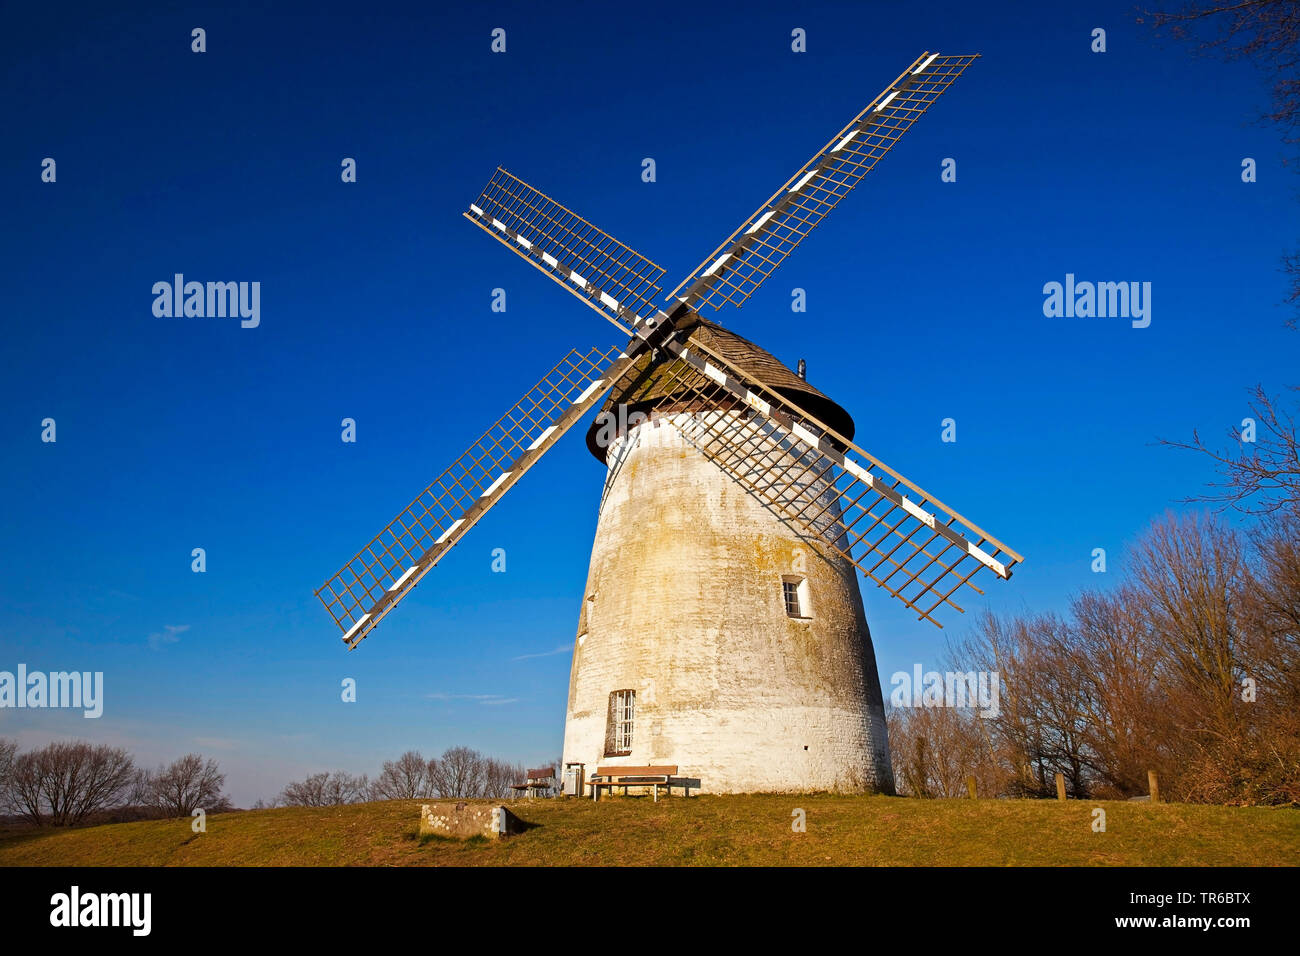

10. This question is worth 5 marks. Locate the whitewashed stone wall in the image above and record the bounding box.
[562,413,894,794]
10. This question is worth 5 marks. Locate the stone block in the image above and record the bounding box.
[418,802,522,839]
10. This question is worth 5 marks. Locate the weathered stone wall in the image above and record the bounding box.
[562,412,894,794]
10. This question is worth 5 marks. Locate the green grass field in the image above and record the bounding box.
[1,794,1295,866]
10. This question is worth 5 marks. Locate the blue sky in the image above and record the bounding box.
[1,1,1295,805]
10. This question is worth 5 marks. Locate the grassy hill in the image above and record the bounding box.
[1,794,1295,866]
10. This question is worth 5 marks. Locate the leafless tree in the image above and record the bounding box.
[892,509,1300,805]
[427,746,486,798]
[1232,511,1300,802]
[278,774,325,807]
[1065,589,1168,796]
[1241,510,1300,685]
[482,757,527,799]
[1131,512,1246,733]
[1141,510,1299,803]
[279,770,370,807]
[1162,386,1300,514]
[8,753,43,823]
[369,750,430,800]
[325,770,369,804]
[0,737,16,810]
[1143,1,1300,144]
[887,703,989,798]
[138,754,230,817]
[956,610,1067,798]
[7,741,136,826]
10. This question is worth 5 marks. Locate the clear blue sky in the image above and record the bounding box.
[1,1,1294,806]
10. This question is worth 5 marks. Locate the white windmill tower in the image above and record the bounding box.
[317,52,1021,795]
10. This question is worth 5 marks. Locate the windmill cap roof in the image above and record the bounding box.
[585,313,855,462]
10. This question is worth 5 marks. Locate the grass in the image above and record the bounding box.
[1,794,1295,867]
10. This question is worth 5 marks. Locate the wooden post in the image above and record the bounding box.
[1148,770,1160,804]
[965,775,977,799]
[1055,772,1067,801]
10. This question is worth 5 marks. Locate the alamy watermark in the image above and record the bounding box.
[152,274,260,328]
[1042,273,1151,328]
[890,664,999,718]
[50,886,150,936]
[592,404,648,449]
[0,665,103,718]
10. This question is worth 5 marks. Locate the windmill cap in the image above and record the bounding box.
[585,313,855,462]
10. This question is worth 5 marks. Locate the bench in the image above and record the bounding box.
[510,767,555,799]
[588,765,686,802]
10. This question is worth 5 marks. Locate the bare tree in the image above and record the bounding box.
[427,746,486,798]
[1233,511,1300,803]
[893,603,1162,801]
[482,757,527,799]
[1162,385,1300,514]
[7,741,136,826]
[1131,512,1246,742]
[369,750,430,800]
[957,610,1065,798]
[8,753,45,824]
[138,754,230,817]
[0,738,15,779]
[0,738,16,811]
[1065,589,1168,796]
[892,507,1300,805]
[278,774,323,807]
[1143,1,1300,144]
[1241,510,1300,684]
[1129,509,1300,803]
[279,770,370,807]
[324,771,369,805]
[887,703,989,799]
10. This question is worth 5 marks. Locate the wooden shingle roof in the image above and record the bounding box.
[584,313,855,461]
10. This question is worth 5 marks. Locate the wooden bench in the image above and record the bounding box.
[510,767,555,799]
[588,765,685,802]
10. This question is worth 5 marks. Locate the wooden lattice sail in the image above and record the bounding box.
[319,51,1016,650]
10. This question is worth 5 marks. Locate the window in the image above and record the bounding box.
[783,581,801,617]
[606,690,635,756]
[782,575,811,619]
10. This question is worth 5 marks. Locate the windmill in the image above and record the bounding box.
[317,52,1021,794]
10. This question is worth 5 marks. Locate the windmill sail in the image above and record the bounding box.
[649,332,1021,627]
[316,345,635,648]
[321,51,1013,647]
[465,168,668,334]
[667,52,979,314]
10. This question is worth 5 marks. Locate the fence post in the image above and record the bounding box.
[1055,772,1067,801]
[1148,770,1160,804]
[965,775,977,799]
